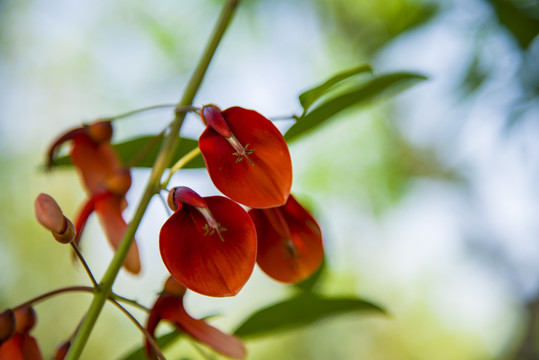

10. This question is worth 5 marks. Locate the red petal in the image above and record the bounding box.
[149,294,246,359]
[160,196,256,297]
[94,194,141,274]
[70,134,122,194]
[144,295,164,359]
[0,333,43,360]
[249,195,323,283]
[199,107,292,208]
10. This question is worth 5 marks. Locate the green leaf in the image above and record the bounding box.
[298,64,372,113]
[233,293,384,338]
[52,135,205,169]
[120,330,182,360]
[285,72,428,142]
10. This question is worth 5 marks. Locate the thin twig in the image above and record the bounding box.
[109,299,166,360]
[70,242,99,288]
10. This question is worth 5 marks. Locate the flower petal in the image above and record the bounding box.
[94,193,141,274]
[0,333,43,360]
[199,107,292,208]
[249,195,323,283]
[162,297,246,359]
[160,196,256,297]
[147,294,246,359]
[70,134,122,194]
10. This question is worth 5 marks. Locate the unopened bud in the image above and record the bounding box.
[54,341,71,360]
[52,218,76,244]
[14,306,36,334]
[105,168,131,196]
[34,193,75,244]
[164,276,186,298]
[0,309,16,345]
[87,121,113,143]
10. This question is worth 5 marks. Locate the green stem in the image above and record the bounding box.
[102,104,177,121]
[161,146,201,189]
[65,1,240,359]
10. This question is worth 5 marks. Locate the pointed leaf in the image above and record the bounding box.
[285,72,428,142]
[234,293,384,338]
[299,64,372,113]
[52,135,205,169]
[120,330,182,360]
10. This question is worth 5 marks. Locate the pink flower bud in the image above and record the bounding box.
[34,193,75,244]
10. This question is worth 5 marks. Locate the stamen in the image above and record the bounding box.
[198,208,227,241]
[227,134,255,165]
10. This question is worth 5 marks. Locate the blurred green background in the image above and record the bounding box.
[1,0,539,358]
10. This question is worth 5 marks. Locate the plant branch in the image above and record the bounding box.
[109,299,166,360]
[70,242,99,288]
[65,1,241,358]
[161,146,201,189]
[102,104,177,121]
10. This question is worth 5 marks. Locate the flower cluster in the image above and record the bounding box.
[37,104,324,359]
[160,105,324,297]
[48,121,141,273]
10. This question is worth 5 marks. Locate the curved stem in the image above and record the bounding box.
[102,104,177,121]
[161,146,201,189]
[70,242,99,288]
[12,286,149,313]
[109,299,166,360]
[270,114,299,121]
[13,286,94,310]
[65,1,241,359]
[110,294,150,313]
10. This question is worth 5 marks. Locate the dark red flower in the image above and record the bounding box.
[48,121,141,274]
[248,195,324,283]
[74,186,141,274]
[159,187,257,297]
[0,307,43,360]
[146,277,246,359]
[199,105,292,209]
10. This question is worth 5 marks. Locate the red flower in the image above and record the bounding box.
[159,187,257,297]
[199,105,292,208]
[48,121,141,274]
[248,195,324,283]
[146,277,246,359]
[0,307,43,360]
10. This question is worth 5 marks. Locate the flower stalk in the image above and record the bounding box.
[64,1,241,358]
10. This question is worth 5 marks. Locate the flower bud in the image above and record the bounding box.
[34,193,65,234]
[52,218,76,244]
[34,193,75,244]
[14,307,36,334]
[0,309,16,345]
[87,121,113,143]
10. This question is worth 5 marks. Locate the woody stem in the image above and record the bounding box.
[64,1,241,359]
